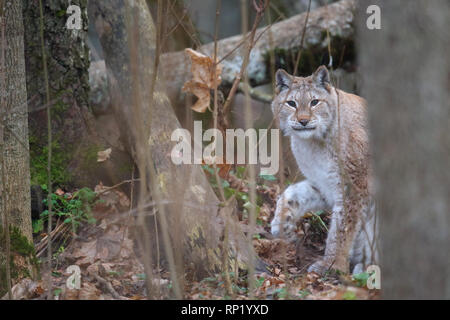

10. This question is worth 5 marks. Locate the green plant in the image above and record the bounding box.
[53,288,62,298]
[32,219,44,234]
[202,165,268,225]
[352,271,374,288]
[298,289,311,299]
[310,210,329,232]
[36,186,98,233]
[343,290,357,300]
[255,276,265,288]
[53,245,65,259]
[273,287,289,299]
[259,173,277,181]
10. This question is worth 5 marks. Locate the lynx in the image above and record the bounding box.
[270,66,378,275]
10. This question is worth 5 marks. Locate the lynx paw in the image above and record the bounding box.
[271,193,300,241]
[270,210,297,241]
[271,180,325,242]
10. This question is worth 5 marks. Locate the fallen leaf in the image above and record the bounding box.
[201,160,231,179]
[97,148,112,162]
[63,287,79,300]
[78,282,102,300]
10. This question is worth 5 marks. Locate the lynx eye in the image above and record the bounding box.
[286,100,297,108]
[310,99,319,107]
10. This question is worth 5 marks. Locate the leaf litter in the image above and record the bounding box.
[15,173,378,300]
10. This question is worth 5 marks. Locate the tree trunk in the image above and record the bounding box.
[90,0,256,285]
[0,0,33,296]
[357,0,450,299]
[22,0,134,189]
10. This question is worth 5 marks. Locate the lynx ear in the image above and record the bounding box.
[275,69,292,93]
[313,65,330,88]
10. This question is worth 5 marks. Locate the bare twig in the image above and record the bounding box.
[168,1,204,51]
[94,178,140,198]
[241,0,270,299]
[221,0,269,118]
[36,222,70,258]
[38,0,53,300]
[293,0,312,75]
[136,1,182,299]
[120,167,135,252]
[91,273,123,300]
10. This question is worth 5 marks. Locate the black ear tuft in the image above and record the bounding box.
[313,65,330,87]
[275,69,292,92]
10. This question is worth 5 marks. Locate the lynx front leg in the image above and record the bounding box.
[271,180,327,241]
[308,198,361,275]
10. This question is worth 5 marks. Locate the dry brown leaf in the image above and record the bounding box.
[73,240,97,266]
[182,48,222,113]
[87,262,100,275]
[202,161,232,179]
[78,282,102,300]
[64,287,79,300]
[97,148,112,162]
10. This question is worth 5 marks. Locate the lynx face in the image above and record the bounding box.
[272,66,338,141]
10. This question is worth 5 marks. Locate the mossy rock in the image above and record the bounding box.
[0,226,39,297]
[264,32,356,77]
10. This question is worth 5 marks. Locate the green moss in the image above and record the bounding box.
[51,98,68,121]
[80,144,104,172]
[29,135,72,187]
[9,227,35,257]
[24,0,91,189]
[56,9,66,17]
[0,226,39,296]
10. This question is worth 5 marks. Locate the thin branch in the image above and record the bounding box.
[217,14,282,65]
[91,273,123,300]
[293,0,312,75]
[222,0,269,119]
[38,0,53,300]
[240,0,270,299]
[94,178,141,198]
[169,1,204,51]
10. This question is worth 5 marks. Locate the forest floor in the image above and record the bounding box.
[13,165,379,300]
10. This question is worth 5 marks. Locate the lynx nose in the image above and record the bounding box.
[299,119,309,126]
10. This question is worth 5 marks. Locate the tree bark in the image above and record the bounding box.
[357,0,450,299]
[22,0,134,189]
[0,0,33,296]
[160,0,356,104]
[90,0,256,283]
